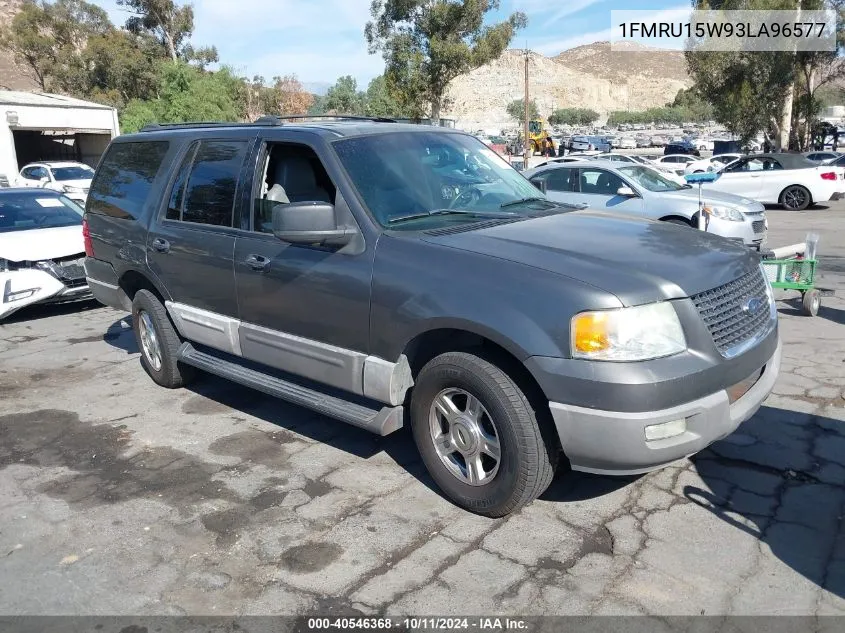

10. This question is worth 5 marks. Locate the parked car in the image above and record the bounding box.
[690,137,714,152]
[664,142,701,157]
[534,156,583,168]
[685,153,743,174]
[704,153,845,210]
[652,154,698,176]
[0,188,90,319]
[649,135,667,147]
[17,161,95,205]
[803,151,841,165]
[616,137,637,149]
[570,135,610,152]
[524,160,768,248]
[84,120,780,517]
[635,136,651,148]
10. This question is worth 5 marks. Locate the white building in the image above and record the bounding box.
[0,91,120,185]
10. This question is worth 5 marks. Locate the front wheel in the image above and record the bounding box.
[802,289,821,316]
[780,185,812,211]
[410,352,557,517]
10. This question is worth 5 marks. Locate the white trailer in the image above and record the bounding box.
[0,91,119,187]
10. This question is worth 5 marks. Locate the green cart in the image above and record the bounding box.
[760,257,833,316]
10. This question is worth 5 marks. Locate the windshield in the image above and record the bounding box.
[0,193,83,233]
[52,166,94,181]
[618,166,685,192]
[333,131,556,229]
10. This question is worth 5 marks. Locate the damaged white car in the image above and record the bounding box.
[0,189,90,320]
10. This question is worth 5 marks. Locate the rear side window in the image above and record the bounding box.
[88,141,170,219]
[173,140,247,227]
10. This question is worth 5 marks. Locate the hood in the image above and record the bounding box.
[0,225,85,262]
[660,187,765,212]
[421,212,758,306]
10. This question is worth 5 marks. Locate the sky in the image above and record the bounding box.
[94,0,691,89]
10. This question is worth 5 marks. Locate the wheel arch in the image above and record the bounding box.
[116,268,171,312]
[659,214,693,225]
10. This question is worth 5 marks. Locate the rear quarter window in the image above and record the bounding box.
[87,141,170,219]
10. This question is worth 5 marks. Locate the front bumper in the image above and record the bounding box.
[548,339,781,475]
[1,269,90,319]
[706,214,767,247]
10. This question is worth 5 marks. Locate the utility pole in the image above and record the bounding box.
[524,46,530,165]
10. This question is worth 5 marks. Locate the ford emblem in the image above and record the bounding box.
[742,297,764,314]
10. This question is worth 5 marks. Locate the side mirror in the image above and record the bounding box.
[617,186,636,197]
[272,202,353,246]
[530,177,547,194]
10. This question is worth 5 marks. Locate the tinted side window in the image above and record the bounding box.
[166,142,199,221]
[181,140,247,227]
[546,168,577,192]
[88,141,170,218]
[580,169,625,195]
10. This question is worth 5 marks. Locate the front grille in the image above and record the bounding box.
[752,220,766,234]
[691,268,773,357]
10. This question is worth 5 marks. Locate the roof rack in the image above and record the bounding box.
[139,114,396,132]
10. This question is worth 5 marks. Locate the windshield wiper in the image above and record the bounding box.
[499,196,553,209]
[387,209,517,225]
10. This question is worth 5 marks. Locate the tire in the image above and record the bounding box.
[802,289,821,316]
[780,185,812,211]
[410,352,557,517]
[131,289,195,388]
[694,170,705,174]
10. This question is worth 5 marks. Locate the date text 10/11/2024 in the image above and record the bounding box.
[306,617,529,630]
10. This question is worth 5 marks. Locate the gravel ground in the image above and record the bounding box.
[0,203,844,617]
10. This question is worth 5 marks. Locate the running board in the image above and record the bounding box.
[177,343,403,436]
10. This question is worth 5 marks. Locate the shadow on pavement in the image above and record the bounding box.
[0,298,101,325]
[686,405,845,599]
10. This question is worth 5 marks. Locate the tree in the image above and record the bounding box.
[366,0,527,124]
[506,99,539,124]
[364,74,408,117]
[0,0,110,91]
[324,75,366,114]
[120,62,242,132]
[272,75,314,115]
[83,30,161,107]
[548,107,599,126]
[117,0,194,61]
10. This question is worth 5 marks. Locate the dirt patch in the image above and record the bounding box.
[302,479,332,499]
[201,508,252,547]
[0,409,239,511]
[250,488,288,511]
[208,429,296,468]
[279,542,343,573]
[66,332,122,345]
[182,395,233,416]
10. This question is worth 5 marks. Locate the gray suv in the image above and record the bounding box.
[83,118,781,517]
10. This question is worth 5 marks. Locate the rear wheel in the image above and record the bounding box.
[132,289,195,388]
[780,185,812,211]
[410,352,557,517]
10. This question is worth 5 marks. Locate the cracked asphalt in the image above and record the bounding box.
[1,205,844,617]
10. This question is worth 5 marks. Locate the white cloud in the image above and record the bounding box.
[533,27,613,55]
[513,0,606,25]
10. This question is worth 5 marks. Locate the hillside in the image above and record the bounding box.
[445,42,692,132]
[0,0,38,91]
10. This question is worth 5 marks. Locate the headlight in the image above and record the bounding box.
[707,205,744,222]
[571,302,687,361]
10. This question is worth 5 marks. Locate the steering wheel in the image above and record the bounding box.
[449,187,481,209]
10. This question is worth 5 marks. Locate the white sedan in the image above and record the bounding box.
[685,153,743,174]
[17,161,94,205]
[0,189,90,319]
[651,154,697,176]
[703,153,845,210]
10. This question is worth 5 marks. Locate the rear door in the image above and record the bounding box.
[532,166,580,205]
[146,133,256,354]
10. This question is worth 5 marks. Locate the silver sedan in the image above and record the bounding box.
[523,160,767,248]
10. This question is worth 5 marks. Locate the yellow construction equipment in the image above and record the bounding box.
[527,119,554,155]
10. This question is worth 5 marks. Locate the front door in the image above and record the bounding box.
[708,158,764,199]
[572,167,645,214]
[233,136,374,392]
[147,135,254,354]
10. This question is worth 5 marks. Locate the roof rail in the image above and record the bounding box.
[139,114,396,132]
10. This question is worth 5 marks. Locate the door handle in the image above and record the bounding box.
[244,254,271,271]
[151,238,170,253]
